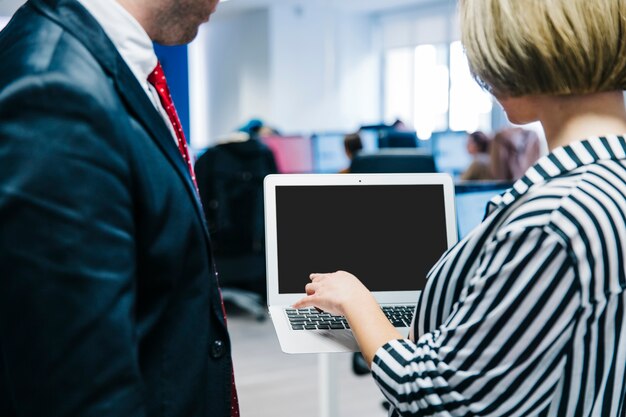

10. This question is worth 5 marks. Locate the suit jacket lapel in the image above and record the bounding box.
[29,0,210,239]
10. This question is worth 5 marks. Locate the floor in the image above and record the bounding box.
[227,307,389,417]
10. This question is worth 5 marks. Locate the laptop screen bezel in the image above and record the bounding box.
[263,173,458,306]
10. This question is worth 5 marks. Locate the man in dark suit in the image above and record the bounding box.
[0,0,238,416]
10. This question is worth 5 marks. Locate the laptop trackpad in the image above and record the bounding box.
[318,329,358,349]
[278,328,360,354]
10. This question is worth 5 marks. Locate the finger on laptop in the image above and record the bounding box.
[305,282,318,295]
[292,295,315,309]
[310,273,328,282]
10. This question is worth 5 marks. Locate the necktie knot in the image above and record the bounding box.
[148,62,169,97]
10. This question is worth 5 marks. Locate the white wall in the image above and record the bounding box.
[268,4,381,134]
[379,0,458,48]
[203,8,271,143]
[197,3,382,144]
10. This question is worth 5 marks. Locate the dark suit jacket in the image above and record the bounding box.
[0,1,235,416]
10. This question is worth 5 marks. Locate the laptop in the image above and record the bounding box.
[264,173,457,354]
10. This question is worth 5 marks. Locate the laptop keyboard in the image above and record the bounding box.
[285,305,414,331]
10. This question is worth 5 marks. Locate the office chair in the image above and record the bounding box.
[378,130,418,148]
[349,149,437,173]
[195,139,278,321]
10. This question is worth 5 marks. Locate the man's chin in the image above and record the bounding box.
[154,27,201,46]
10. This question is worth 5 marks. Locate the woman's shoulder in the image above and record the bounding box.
[498,159,624,231]
[492,162,626,294]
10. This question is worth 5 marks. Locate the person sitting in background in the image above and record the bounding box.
[491,127,542,181]
[339,132,363,173]
[460,130,493,180]
[238,118,264,141]
[259,124,281,138]
[238,118,281,141]
[391,118,409,131]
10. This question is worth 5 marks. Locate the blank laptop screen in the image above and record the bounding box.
[275,185,448,294]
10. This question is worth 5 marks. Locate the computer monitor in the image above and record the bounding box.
[432,130,472,178]
[379,130,418,148]
[261,135,314,173]
[311,133,350,173]
[358,129,379,153]
[455,182,513,239]
[349,149,436,174]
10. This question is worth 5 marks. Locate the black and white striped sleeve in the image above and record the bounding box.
[370,226,581,417]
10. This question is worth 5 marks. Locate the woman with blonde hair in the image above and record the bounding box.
[294,0,626,416]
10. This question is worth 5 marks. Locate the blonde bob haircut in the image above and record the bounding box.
[460,0,626,97]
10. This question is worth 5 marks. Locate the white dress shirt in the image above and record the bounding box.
[75,0,179,143]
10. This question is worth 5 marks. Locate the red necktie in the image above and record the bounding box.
[147,62,198,189]
[148,62,240,417]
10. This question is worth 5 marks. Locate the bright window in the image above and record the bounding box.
[384,48,413,128]
[449,41,492,132]
[384,41,492,139]
[413,44,449,139]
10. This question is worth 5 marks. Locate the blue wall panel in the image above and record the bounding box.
[154,44,190,141]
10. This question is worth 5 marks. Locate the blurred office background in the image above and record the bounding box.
[0,1,547,416]
[0,0,544,164]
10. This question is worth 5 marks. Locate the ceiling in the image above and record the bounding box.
[0,0,443,18]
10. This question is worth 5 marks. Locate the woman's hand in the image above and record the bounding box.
[293,270,404,366]
[292,270,376,317]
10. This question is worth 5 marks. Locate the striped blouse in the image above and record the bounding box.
[371,136,626,417]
